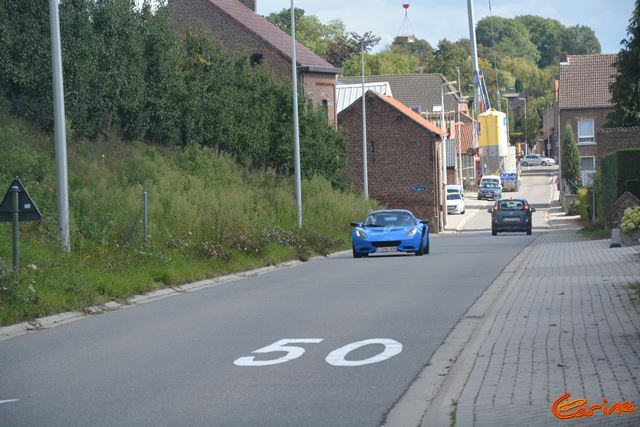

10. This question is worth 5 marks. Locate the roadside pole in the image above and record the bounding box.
[290,0,302,228]
[11,186,19,272]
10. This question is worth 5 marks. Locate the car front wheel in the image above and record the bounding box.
[415,238,425,256]
[522,161,529,166]
[492,228,497,236]
[541,161,547,166]
[527,228,532,235]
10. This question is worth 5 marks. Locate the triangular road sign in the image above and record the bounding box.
[0,178,42,222]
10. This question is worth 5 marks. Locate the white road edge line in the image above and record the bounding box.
[0,399,20,404]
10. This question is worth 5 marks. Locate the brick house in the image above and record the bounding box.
[339,74,471,186]
[338,91,445,231]
[556,54,617,186]
[169,0,341,123]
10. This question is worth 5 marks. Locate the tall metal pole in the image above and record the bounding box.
[361,41,369,200]
[290,1,302,228]
[467,0,481,120]
[440,83,448,229]
[49,0,70,252]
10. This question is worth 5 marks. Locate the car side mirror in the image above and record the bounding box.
[487,208,493,213]
[419,220,429,225]
[350,222,360,227]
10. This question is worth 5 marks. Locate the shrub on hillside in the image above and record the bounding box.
[0,0,345,186]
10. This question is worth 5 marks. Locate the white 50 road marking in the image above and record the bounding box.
[325,338,403,366]
[234,338,402,367]
[234,339,324,366]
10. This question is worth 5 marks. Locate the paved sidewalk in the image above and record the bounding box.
[447,231,640,426]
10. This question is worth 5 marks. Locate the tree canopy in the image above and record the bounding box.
[607,0,640,127]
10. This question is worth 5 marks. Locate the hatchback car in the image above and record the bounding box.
[446,193,465,214]
[521,154,556,166]
[350,209,429,257]
[488,198,536,235]
[477,182,502,200]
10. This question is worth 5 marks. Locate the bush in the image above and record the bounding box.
[0,0,345,186]
[621,206,640,234]
[575,187,591,220]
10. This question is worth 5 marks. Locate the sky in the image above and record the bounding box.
[256,0,636,54]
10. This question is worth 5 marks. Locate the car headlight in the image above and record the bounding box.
[404,227,419,237]
[355,228,368,239]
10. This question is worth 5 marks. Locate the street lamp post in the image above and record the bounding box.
[290,1,302,228]
[440,80,457,230]
[352,32,379,201]
[501,97,510,143]
[361,40,368,201]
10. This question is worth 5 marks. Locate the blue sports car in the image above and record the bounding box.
[350,209,430,258]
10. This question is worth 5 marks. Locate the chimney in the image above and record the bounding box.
[239,0,256,12]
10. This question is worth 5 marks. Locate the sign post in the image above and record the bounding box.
[0,179,43,272]
[12,186,19,272]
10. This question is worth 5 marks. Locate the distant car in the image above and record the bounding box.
[488,198,536,236]
[521,154,556,166]
[477,182,502,200]
[446,193,466,214]
[446,184,464,199]
[480,175,502,189]
[351,209,429,257]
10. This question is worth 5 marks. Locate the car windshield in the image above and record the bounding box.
[447,194,462,200]
[498,200,526,211]
[481,183,499,189]
[363,212,415,227]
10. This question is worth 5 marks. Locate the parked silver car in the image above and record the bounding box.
[521,154,556,166]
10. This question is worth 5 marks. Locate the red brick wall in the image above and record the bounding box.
[169,0,337,123]
[338,94,441,230]
[597,127,640,166]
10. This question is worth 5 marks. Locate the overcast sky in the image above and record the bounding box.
[256,0,635,54]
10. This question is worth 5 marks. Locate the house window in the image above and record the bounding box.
[581,156,596,187]
[577,119,594,144]
[250,53,263,68]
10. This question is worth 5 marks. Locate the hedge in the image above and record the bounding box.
[600,148,640,224]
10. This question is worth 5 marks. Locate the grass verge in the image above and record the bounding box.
[0,113,378,325]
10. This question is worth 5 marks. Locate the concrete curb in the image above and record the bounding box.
[0,254,337,343]
[381,235,540,427]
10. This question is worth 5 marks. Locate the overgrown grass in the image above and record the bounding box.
[579,224,609,240]
[0,113,378,325]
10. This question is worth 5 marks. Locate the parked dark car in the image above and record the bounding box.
[488,198,536,235]
[477,182,502,200]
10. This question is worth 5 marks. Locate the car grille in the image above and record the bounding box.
[372,241,401,248]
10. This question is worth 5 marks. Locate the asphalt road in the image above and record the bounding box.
[0,171,552,427]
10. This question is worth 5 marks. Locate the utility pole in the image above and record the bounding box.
[290,1,302,228]
[49,0,70,252]
[361,40,369,201]
[467,0,482,187]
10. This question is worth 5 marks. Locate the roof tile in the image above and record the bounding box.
[559,54,617,109]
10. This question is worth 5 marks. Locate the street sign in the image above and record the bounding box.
[411,185,427,193]
[500,173,517,182]
[0,179,42,222]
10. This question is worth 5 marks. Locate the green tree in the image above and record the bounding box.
[515,15,564,68]
[342,50,419,76]
[389,37,434,71]
[561,25,601,55]
[476,17,540,64]
[265,8,345,62]
[562,123,581,187]
[325,35,360,68]
[427,39,469,79]
[607,0,640,127]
